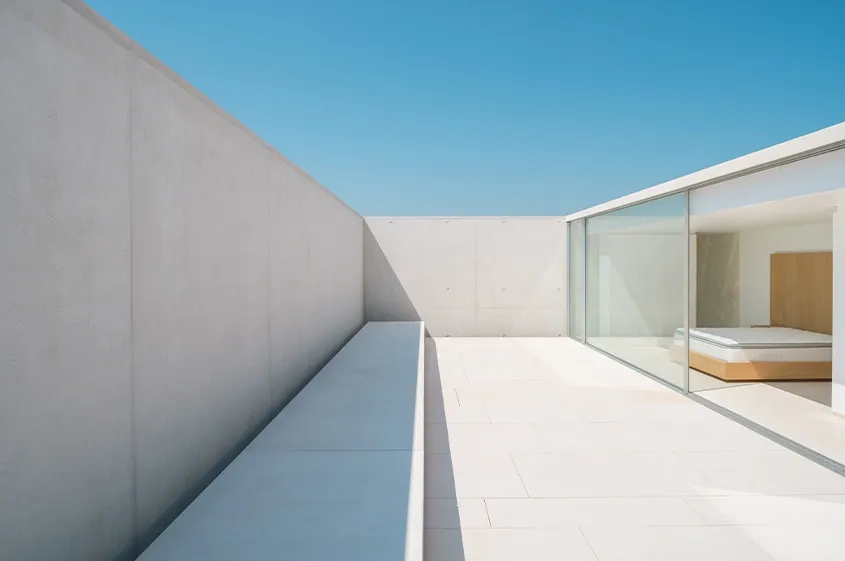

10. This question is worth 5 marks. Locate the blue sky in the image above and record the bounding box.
[90,0,844,216]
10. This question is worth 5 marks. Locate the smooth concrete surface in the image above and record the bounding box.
[364,218,567,337]
[0,1,363,560]
[696,233,740,328]
[425,337,845,560]
[139,322,425,561]
[0,2,134,560]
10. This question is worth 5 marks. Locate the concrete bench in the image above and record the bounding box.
[139,321,425,561]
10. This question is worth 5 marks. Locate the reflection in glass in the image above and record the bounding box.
[569,219,586,342]
[585,193,688,389]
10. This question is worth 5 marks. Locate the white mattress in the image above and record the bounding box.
[673,327,831,363]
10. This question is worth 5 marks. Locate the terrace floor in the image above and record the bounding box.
[423,337,845,561]
[587,336,845,466]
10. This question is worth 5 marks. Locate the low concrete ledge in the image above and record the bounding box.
[138,321,425,561]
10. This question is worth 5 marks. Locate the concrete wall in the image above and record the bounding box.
[832,209,845,415]
[364,217,567,336]
[0,2,364,560]
[738,221,832,327]
[696,233,740,328]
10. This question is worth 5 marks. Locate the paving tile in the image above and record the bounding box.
[674,450,845,495]
[534,421,730,453]
[425,391,490,423]
[424,499,490,529]
[423,337,845,561]
[731,525,845,561]
[425,360,468,390]
[424,528,598,561]
[454,380,572,405]
[484,391,716,424]
[485,400,582,423]
[485,497,707,527]
[689,414,785,451]
[426,423,549,454]
[512,452,717,497]
[581,525,845,561]
[459,353,559,383]
[685,494,845,529]
[424,453,527,498]
[701,383,845,465]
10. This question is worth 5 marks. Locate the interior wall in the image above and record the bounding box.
[739,221,832,326]
[696,233,740,327]
[364,217,568,336]
[0,2,364,561]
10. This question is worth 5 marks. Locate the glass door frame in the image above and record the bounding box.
[568,219,586,343]
[569,191,691,394]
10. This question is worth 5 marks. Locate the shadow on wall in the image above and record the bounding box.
[133,323,423,561]
[129,327,362,561]
[424,339,466,560]
[363,223,422,323]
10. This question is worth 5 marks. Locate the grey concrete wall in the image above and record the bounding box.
[696,233,740,328]
[364,218,567,336]
[0,1,364,560]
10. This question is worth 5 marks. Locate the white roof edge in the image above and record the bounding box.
[565,121,845,222]
[364,216,566,220]
[61,0,361,219]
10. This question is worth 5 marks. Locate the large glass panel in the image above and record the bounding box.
[686,187,845,464]
[569,219,586,342]
[585,193,688,389]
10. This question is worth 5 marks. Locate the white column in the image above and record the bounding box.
[833,207,845,414]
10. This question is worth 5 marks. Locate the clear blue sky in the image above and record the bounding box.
[89,0,844,216]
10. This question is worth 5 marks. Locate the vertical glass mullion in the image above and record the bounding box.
[581,219,586,342]
[568,219,587,343]
[682,191,690,393]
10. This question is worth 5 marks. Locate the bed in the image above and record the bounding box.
[671,327,832,381]
[672,250,833,382]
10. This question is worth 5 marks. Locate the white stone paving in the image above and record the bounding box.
[424,337,845,561]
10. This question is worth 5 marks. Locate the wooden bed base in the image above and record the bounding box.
[685,349,831,382]
[672,251,833,383]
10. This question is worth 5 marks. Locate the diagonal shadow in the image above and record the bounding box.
[364,222,421,323]
[134,323,426,561]
[423,338,467,561]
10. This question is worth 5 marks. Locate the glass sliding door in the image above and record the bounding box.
[569,219,586,342]
[585,193,689,390]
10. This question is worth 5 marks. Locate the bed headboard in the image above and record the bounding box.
[770,251,832,335]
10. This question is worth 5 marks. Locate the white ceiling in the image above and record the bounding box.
[690,191,839,233]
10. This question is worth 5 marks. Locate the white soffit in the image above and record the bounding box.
[566,121,845,222]
[690,191,839,233]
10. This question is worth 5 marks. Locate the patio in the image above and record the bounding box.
[424,337,845,560]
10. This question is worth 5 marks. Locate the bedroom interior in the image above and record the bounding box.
[683,192,845,464]
[686,197,834,386]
